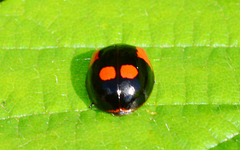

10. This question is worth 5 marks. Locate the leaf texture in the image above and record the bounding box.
[0,0,240,149]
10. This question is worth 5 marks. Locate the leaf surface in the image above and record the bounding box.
[0,0,240,149]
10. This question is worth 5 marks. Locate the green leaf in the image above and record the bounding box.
[0,0,240,149]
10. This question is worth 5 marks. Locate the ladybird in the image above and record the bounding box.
[86,44,154,115]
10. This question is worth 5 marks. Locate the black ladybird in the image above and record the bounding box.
[86,44,154,115]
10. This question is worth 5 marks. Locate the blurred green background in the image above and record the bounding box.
[0,0,240,149]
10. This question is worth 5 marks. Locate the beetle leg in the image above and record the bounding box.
[89,103,95,108]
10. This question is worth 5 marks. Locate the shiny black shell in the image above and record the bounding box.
[86,44,154,115]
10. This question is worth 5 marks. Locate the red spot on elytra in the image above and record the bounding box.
[99,66,116,81]
[89,50,100,67]
[136,47,152,69]
[120,65,138,79]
